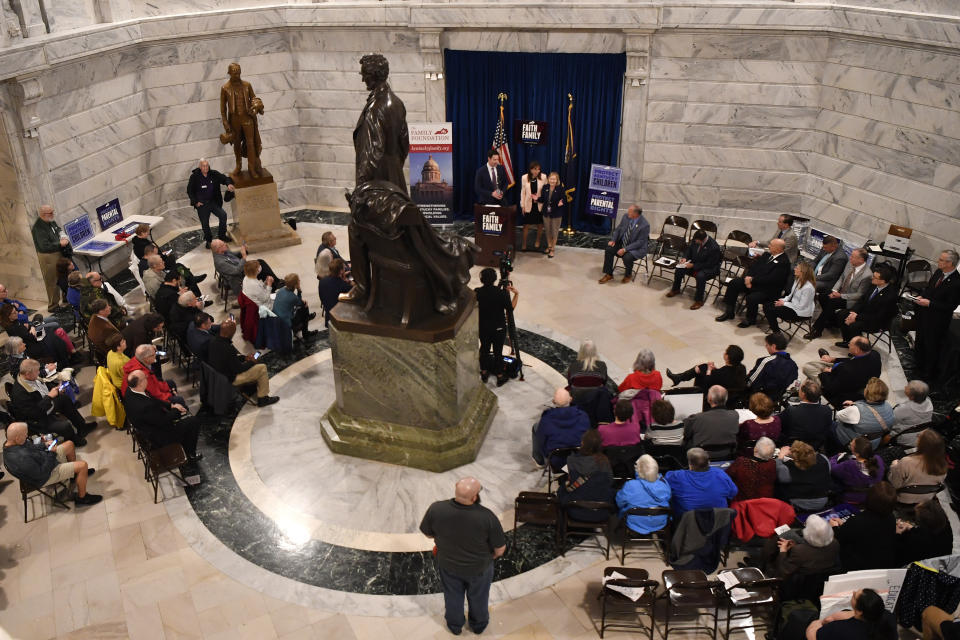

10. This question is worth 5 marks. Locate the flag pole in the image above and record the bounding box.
[561,93,576,237]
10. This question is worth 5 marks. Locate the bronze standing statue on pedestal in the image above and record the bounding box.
[340,54,476,323]
[220,62,264,180]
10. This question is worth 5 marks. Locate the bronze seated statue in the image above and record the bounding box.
[340,180,477,328]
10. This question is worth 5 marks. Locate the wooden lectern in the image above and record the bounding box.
[473,204,517,267]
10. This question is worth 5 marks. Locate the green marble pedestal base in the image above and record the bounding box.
[320,300,498,472]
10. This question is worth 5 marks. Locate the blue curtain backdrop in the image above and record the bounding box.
[444,50,626,233]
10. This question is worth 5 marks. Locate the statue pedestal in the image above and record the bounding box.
[228,170,301,253]
[320,297,498,472]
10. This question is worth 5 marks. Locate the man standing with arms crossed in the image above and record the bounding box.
[420,477,506,635]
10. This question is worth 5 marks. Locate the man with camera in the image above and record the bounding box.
[475,267,518,387]
[8,358,96,446]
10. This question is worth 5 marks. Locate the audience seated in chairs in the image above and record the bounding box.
[738,392,781,456]
[153,270,183,319]
[4,336,27,378]
[832,263,899,348]
[616,454,671,534]
[142,254,167,299]
[804,587,897,640]
[888,380,934,448]
[726,437,777,502]
[665,344,747,395]
[804,336,881,408]
[1,302,72,370]
[831,377,894,450]
[778,380,833,451]
[121,313,165,359]
[65,271,84,311]
[746,332,798,401]
[759,513,839,581]
[105,334,130,389]
[2,422,101,505]
[314,231,350,281]
[830,481,898,571]
[617,349,663,392]
[135,228,206,294]
[9,358,95,446]
[921,606,960,640]
[121,344,185,406]
[273,273,316,339]
[715,238,791,328]
[123,370,202,462]
[168,291,205,342]
[763,262,816,335]
[664,228,722,310]
[186,312,219,362]
[598,205,649,285]
[896,498,952,566]
[556,430,614,522]
[210,239,281,303]
[598,400,641,448]
[241,260,274,308]
[775,440,832,512]
[664,447,738,518]
[888,429,948,505]
[86,298,121,357]
[805,247,874,340]
[206,320,279,407]
[80,271,127,327]
[532,388,590,470]
[829,436,885,505]
[811,235,848,295]
[682,385,738,460]
[566,339,608,383]
[644,399,684,455]
[317,258,353,326]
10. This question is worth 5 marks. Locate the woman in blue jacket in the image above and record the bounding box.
[616,454,672,533]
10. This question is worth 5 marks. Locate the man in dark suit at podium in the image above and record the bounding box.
[474,150,507,205]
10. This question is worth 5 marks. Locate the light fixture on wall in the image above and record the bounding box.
[424,72,443,81]
[630,78,644,87]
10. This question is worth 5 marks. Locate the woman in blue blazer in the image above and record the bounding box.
[540,172,565,258]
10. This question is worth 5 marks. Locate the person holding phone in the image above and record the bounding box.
[8,359,96,446]
[207,320,279,407]
[3,422,101,505]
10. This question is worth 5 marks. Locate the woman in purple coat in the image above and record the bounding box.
[829,436,884,504]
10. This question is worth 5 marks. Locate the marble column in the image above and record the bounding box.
[619,29,651,222]
[0,84,44,302]
[419,28,446,123]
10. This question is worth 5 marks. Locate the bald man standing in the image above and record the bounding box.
[420,478,506,635]
[31,205,72,312]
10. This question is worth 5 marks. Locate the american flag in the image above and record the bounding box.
[492,100,515,188]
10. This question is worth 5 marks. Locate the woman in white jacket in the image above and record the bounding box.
[519,161,546,252]
[241,260,274,308]
[764,262,816,334]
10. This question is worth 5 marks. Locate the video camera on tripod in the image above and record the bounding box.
[491,247,523,382]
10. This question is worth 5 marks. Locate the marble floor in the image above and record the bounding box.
[0,212,933,639]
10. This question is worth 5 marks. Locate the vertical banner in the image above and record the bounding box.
[409,122,455,224]
[585,164,622,218]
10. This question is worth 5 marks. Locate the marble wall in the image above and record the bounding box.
[0,2,958,270]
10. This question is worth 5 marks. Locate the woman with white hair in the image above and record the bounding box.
[566,339,608,382]
[4,335,27,378]
[615,454,672,534]
[888,380,934,447]
[725,436,777,502]
[761,514,839,579]
[617,349,663,392]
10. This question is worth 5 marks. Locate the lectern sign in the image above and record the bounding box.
[481,211,504,236]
